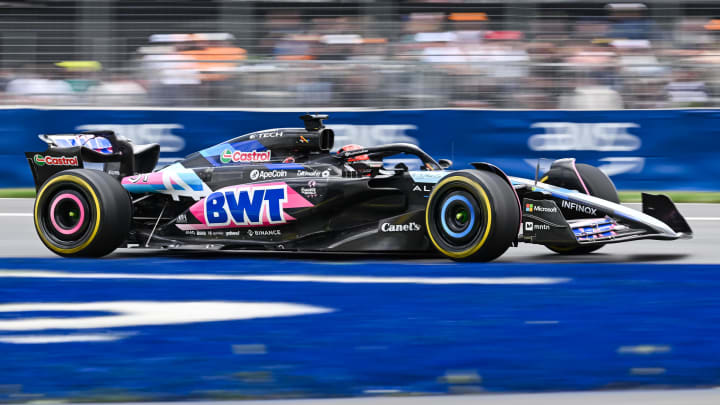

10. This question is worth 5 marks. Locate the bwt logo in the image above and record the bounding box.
[205,185,288,227]
[528,122,641,151]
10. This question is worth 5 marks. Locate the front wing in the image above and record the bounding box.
[513,177,692,247]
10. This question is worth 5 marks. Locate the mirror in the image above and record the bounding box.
[438,159,452,169]
[393,162,409,172]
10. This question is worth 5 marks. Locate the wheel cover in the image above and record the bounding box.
[437,190,482,245]
[35,175,101,254]
[48,190,89,237]
[425,176,493,259]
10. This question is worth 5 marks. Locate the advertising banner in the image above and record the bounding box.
[2,108,718,190]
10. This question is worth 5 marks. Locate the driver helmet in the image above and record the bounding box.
[338,144,369,162]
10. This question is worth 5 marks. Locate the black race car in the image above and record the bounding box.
[25,114,692,261]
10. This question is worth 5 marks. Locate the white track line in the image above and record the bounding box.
[0,301,333,331]
[0,333,133,344]
[0,270,569,285]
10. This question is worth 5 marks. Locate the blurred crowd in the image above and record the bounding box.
[3,2,720,109]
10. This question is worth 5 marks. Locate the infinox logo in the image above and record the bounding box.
[34,155,78,167]
[219,149,271,164]
[561,200,598,216]
[205,184,288,227]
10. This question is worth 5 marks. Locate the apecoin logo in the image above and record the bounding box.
[250,169,287,181]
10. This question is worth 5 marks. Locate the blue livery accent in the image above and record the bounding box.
[176,172,205,191]
[573,224,614,235]
[409,171,447,184]
[199,140,267,166]
[121,183,166,193]
[265,163,304,170]
[52,136,113,154]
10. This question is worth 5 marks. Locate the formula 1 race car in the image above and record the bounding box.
[25,114,692,261]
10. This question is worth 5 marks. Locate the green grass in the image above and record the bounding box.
[0,188,35,198]
[618,191,720,203]
[1,188,719,203]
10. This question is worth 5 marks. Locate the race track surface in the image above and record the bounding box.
[0,199,716,262]
[1,199,719,402]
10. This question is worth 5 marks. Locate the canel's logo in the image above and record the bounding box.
[380,222,421,232]
[33,155,78,167]
[205,184,288,227]
[219,149,271,164]
[528,122,641,151]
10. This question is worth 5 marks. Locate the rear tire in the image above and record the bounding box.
[34,169,132,257]
[426,170,520,262]
[543,163,618,254]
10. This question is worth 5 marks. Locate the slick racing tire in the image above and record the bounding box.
[542,163,619,255]
[426,170,520,262]
[34,169,132,257]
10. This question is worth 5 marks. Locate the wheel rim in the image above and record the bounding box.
[433,188,485,249]
[50,192,86,235]
[39,186,94,246]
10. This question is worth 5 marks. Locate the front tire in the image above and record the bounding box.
[426,170,520,262]
[34,169,132,257]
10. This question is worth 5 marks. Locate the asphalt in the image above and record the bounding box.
[1,199,717,263]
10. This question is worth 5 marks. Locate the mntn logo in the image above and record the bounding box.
[205,185,288,226]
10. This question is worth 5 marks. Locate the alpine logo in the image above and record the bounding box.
[33,155,78,167]
[250,169,287,181]
[205,184,288,227]
[219,149,271,164]
[380,222,422,232]
[561,200,598,216]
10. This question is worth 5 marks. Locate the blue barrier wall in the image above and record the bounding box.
[2,108,718,189]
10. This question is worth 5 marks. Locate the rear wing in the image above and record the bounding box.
[25,131,159,189]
